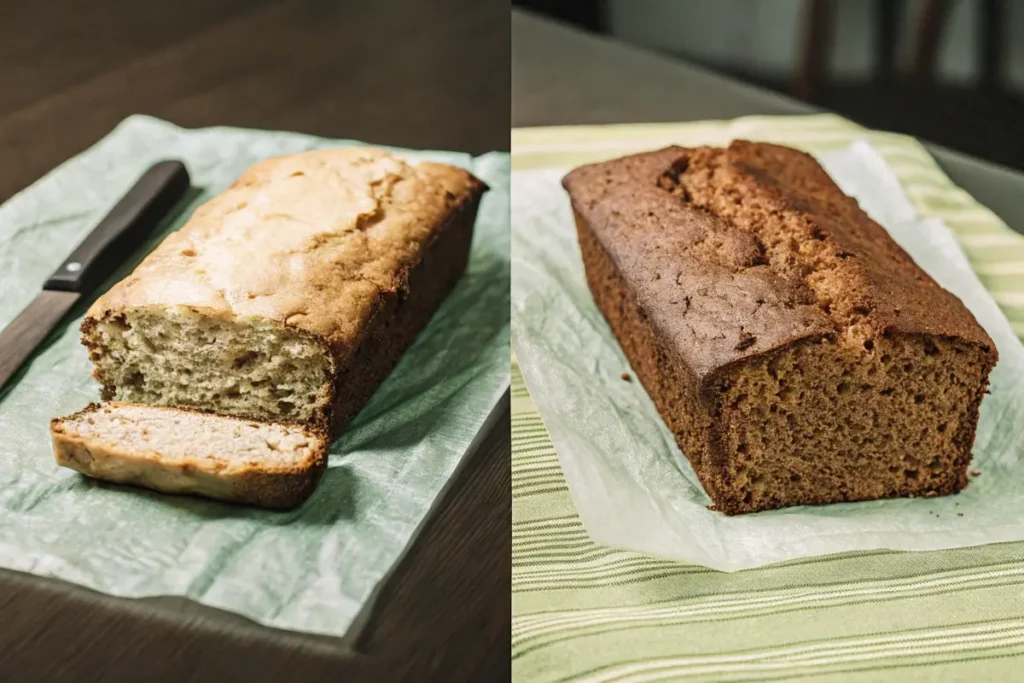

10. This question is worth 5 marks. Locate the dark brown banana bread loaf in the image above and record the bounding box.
[563,141,997,515]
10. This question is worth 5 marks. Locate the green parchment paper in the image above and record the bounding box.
[0,116,510,637]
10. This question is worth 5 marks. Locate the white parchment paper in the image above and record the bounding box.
[0,116,510,636]
[511,140,1024,571]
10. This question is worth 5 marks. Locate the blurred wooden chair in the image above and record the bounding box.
[794,0,1007,101]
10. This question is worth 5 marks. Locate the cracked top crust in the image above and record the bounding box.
[562,142,995,381]
[86,148,486,362]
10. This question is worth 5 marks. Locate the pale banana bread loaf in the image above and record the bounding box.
[81,148,486,434]
[563,141,997,515]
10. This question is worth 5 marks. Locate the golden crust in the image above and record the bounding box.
[85,148,486,366]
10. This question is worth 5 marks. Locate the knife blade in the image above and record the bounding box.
[0,160,191,392]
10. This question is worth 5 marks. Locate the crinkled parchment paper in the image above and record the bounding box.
[0,116,509,636]
[511,140,1024,571]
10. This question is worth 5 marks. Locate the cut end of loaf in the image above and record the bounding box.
[81,306,333,426]
[51,402,328,509]
[706,333,994,514]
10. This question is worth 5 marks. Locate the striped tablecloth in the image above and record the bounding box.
[511,115,1024,682]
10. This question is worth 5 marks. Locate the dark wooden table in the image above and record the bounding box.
[512,9,1024,236]
[0,2,510,682]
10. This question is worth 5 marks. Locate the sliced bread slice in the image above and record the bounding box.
[50,403,327,510]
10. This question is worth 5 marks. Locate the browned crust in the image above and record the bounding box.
[568,143,998,515]
[225,456,327,511]
[51,402,328,510]
[563,144,996,377]
[329,182,484,433]
[577,210,742,508]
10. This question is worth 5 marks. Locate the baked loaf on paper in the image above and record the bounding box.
[51,403,327,510]
[81,148,486,433]
[563,141,997,515]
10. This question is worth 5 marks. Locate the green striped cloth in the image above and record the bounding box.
[511,115,1024,682]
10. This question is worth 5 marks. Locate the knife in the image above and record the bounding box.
[0,160,191,392]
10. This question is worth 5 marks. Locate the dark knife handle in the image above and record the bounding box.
[43,160,191,294]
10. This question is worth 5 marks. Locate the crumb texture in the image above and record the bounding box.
[84,308,330,424]
[55,403,320,470]
[565,141,998,514]
[51,403,328,509]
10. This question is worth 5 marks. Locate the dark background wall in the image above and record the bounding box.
[0,0,511,203]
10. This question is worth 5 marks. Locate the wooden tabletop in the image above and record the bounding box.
[0,2,510,682]
[511,9,1024,236]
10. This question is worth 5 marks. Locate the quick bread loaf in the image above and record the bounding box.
[563,141,997,515]
[51,403,327,510]
[80,148,486,433]
[54,148,484,508]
